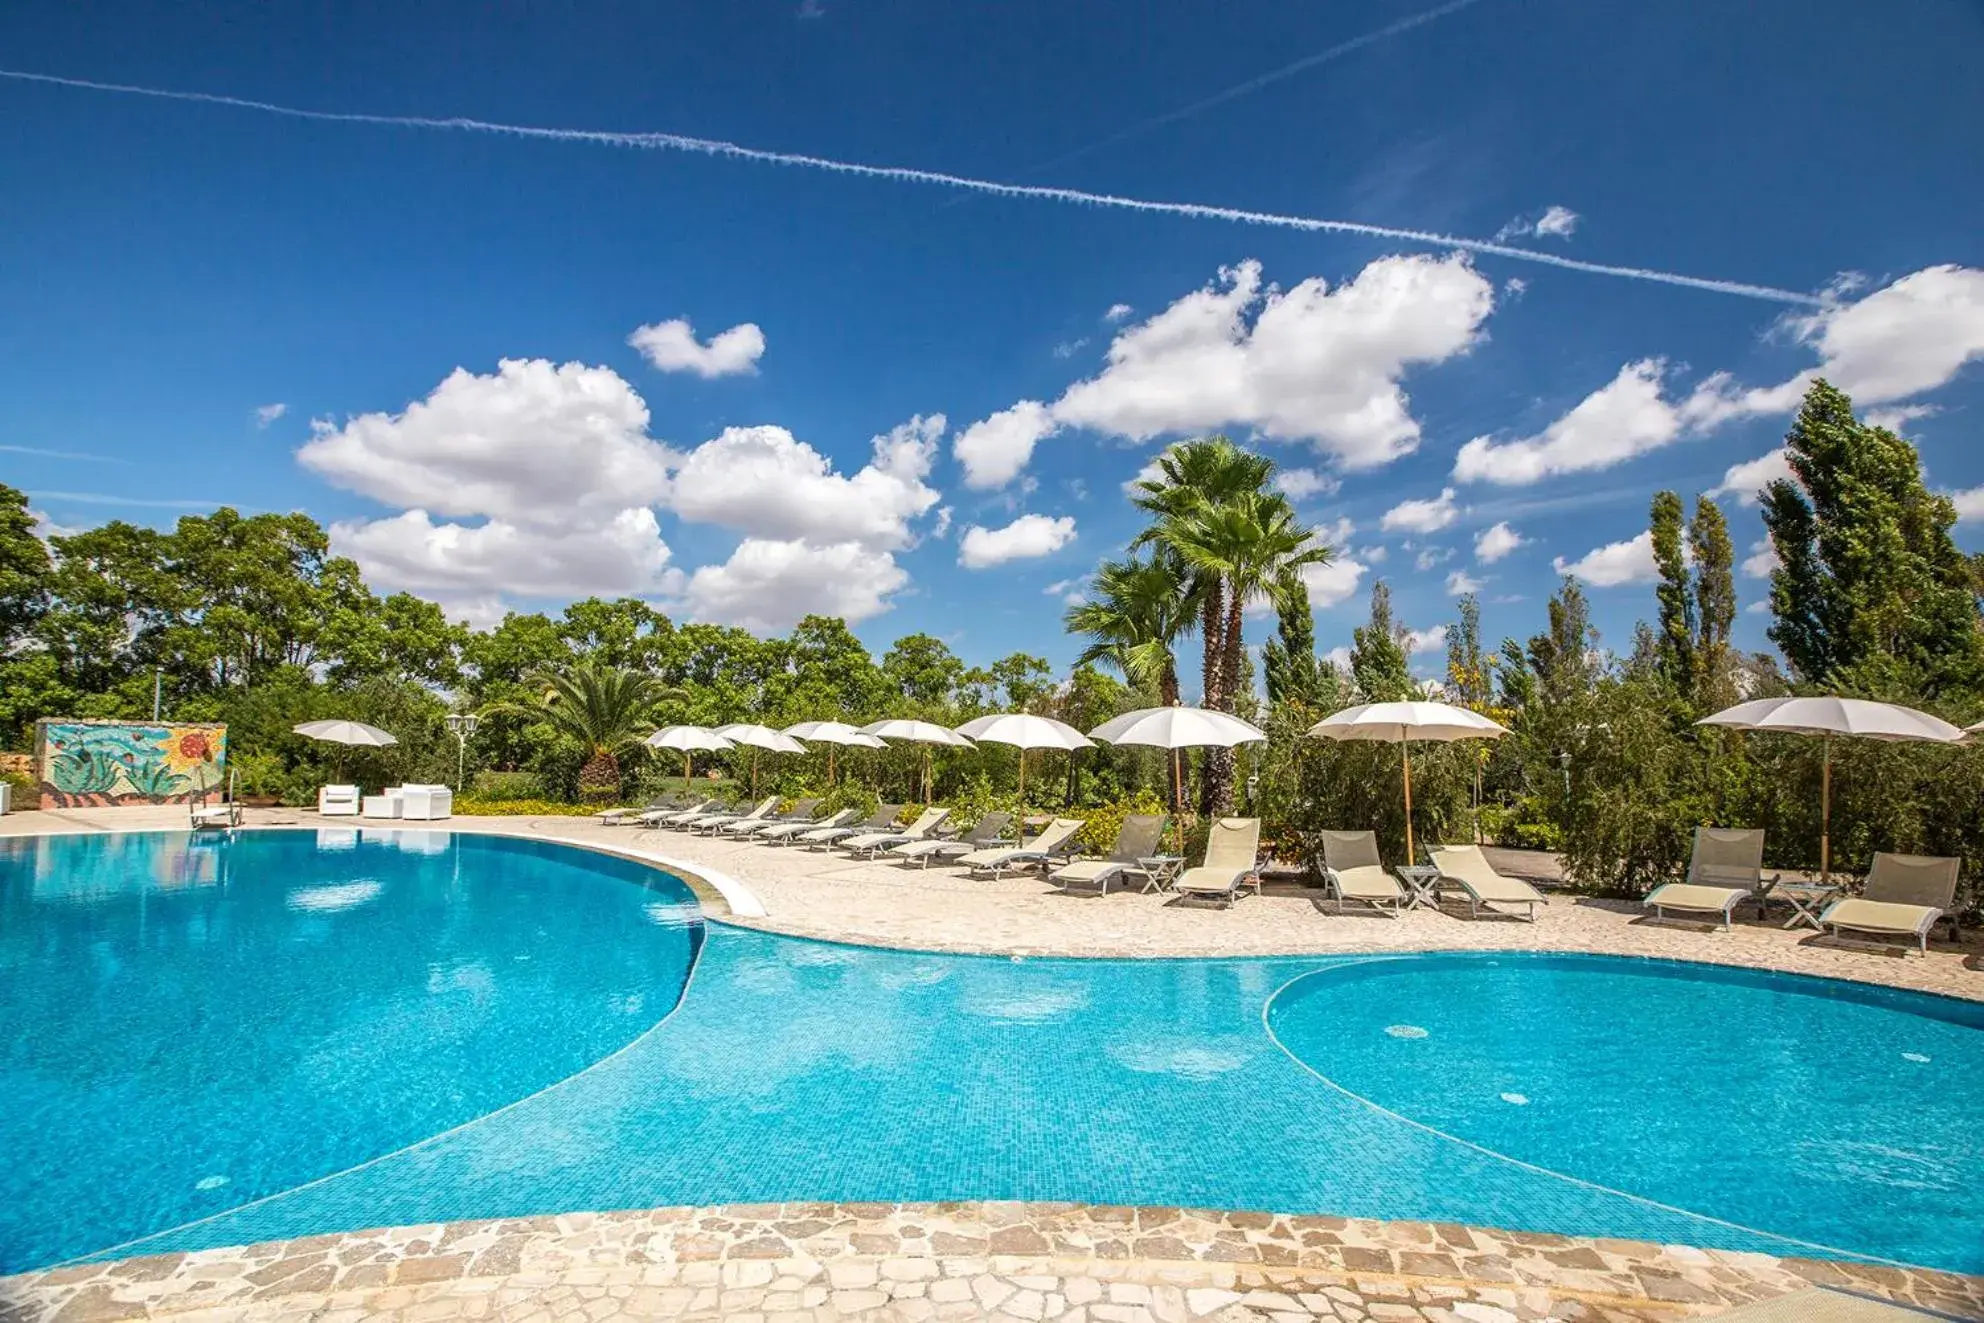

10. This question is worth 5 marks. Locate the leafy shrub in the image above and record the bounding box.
[454,797,600,817]
[473,769,543,800]
[1070,789,1168,854]
[1,765,36,804]
[816,781,881,820]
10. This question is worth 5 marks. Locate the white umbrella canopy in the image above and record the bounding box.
[1306,701,1509,863]
[1699,696,1963,880]
[293,719,398,747]
[955,713,1093,803]
[715,723,808,796]
[647,724,735,784]
[1090,706,1268,813]
[861,719,975,804]
[782,720,880,784]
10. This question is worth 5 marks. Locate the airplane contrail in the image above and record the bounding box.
[0,67,1824,306]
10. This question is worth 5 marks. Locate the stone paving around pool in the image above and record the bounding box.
[7,1202,1982,1323]
[4,807,1981,1323]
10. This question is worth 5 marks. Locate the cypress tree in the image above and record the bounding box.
[1350,580,1413,701]
[1650,490,1694,693]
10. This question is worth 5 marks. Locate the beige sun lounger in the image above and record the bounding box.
[959,817,1086,878]
[644,798,714,826]
[759,806,853,843]
[1821,852,1959,955]
[891,811,1014,867]
[686,795,780,833]
[1051,814,1169,894]
[597,794,684,825]
[801,804,905,849]
[1171,817,1262,906]
[1643,828,1773,929]
[1317,830,1404,917]
[1430,844,1547,921]
[841,806,952,857]
[721,797,820,835]
[1698,1285,1956,1321]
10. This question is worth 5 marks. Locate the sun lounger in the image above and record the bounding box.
[1051,814,1169,894]
[760,807,854,844]
[840,806,952,857]
[1697,1285,1955,1321]
[597,794,685,825]
[720,797,820,835]
[1429,844,1546,921]
[1643,828,1773,929]
[1821,852,1960,955]
[689,795,780,834]
[957,817,1087,879]
[890,811,1015,867]
[644,798,714,826]
[800,804,905,849]
[1171,817,1263,906]
[1318,829,1404,917]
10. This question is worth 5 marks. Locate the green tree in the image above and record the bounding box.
[1444,594,1489,710]
[1650,490,1695,694]
[487,660,672,800]
[1066,553,1193,707]
[881,633,965,709]
[1350,580,1413,702]
[559,598,673,671]
[1262,578,1322,706]
[0,484,51,651]
[1689,495,1738,711]
[1762,378,1983,690]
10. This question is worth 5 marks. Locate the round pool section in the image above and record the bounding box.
[1266,952,1984,1273]
[0,829,701,1272]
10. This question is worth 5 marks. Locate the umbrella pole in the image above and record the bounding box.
[829,747,836,787]
[682,751,690,787]
[924,747,932,805]
[1172,748,1182,815]
[1820,734,1832,884]
[1401,737,1416,864]
[1018,749,1026,805]
[752,749,760,798]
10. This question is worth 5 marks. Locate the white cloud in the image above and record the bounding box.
[1273,467,1339,501]
[1053,255,1493,470]
[1552,530,1658,587]
[931,505,954,538]
[1381,486,1459,533]
[1103,303,1134,323]
[1121,455,1167,495]
[954,400,1060,490]
[1297,554,1367,610]
[29,509,84,542]
[1052,338,1090,360]
[298,358,675,522]
[1446,569,1483,595]
[681,538,905,633]
[1473,521,1525,563]
[666,416,942,550]
[1413,546,1453,571]
[1455,359,1701,485]
[1866,404,1937,433]
[1790,264,1984,403]
[626,318,766,377]
[1710,448,1794,506]
[1744,599,1770,616]
[253,402,287,428]
[1495,205,1580,241]
[331,507,676,601]
[1502,277,1528,299]
[1404,625,1448,654]
[1321,644,1353,672]
[1948,487,1984,524]
[957,514,1078,569]
[1045,575,1089,606]
[1741,538,1779,579]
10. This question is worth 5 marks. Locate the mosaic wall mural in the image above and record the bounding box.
[33,720,228,809]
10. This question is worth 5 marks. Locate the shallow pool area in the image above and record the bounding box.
[2,829,1978,1276]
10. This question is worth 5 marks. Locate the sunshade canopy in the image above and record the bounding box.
[860,718,975,747]
[646,725,735,752]
[784,720,878,746]
[1089,706,1266,749]
[292,719,398,747]
[714,723,808,755]
[954,713,1094,751]
[1306,701,1508,743]
[1699,696,1963,743]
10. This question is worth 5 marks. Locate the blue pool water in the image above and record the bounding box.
[2,830,1979,1276]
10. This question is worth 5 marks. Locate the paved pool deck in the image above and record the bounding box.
[3,807,1980,1322]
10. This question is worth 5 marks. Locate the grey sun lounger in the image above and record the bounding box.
[1051,814,1169,894]
[643,798,714,826]
[1171,817,1263,906]
[1821,852,1960,955]
[958,817,1087,879]
[800,804,905,849]
[684,795,781,833]
[598,794,684,825]
[1643,828,1774,929]
[1429,844,1547,921]
[890,811,1015,867]
[759,806,854,844]
[1318,829,1405,917]
[720,797,820,835]
[840,806,952,857]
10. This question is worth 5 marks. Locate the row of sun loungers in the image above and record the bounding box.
[602,795,1959,948]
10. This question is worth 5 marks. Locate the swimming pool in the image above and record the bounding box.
[2,829,1978,1276]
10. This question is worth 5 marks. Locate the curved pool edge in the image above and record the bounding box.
[8,1201,1980,1323]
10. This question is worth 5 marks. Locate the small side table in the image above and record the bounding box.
[1394,864,1443,911]
[1773,880,1843,931]
[1133,855,1186,893]
[361,794,403,820]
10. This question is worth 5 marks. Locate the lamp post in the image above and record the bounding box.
[445,713,480,792]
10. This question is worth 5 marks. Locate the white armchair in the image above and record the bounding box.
[318,784,361,816]
[398,784,454,821]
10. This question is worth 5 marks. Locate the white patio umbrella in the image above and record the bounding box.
[714,723,808,797]
[1699,696,1963,882]
[293,719,398,779]
[861,718,976,803]
[1088,706,1268,813]
[1306,701,1508,863]
[647,724,735,785]
[955,713,1093,803]
[784,720,881,785]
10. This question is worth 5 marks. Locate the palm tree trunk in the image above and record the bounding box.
[1202,594,1247,814]
[578,749,620,802]
[1161,663,1182,811]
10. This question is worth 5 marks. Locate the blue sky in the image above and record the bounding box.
[3,0,1982,679]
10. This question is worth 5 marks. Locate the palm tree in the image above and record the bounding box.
[1066,551,1197,805]
[488,659,675,799]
